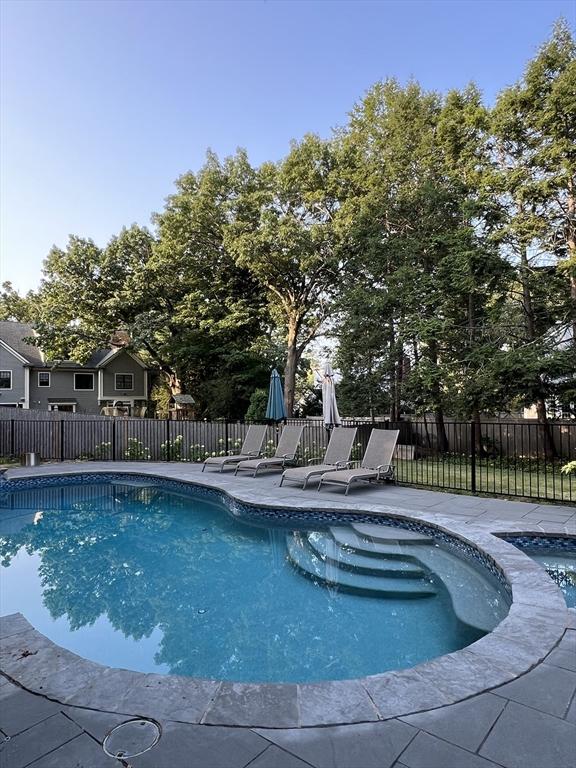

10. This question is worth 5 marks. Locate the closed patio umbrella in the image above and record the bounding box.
[265,368,287,423]
[321,363,341,429]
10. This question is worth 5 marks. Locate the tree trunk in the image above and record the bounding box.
[519,245,556,459]
[434,409,450,454]
[472,408,484,457]
[535,396,557,460]
[567,178,576,347]
[427,339,449,453]
[167,372,183,396]
[284,316,300,417]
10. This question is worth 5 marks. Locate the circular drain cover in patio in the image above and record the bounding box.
[103,719,161,759]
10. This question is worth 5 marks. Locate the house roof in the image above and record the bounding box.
[0,322,151,371]
[171,394,195,405]
[84,349,111,367]
[0,322,44,366]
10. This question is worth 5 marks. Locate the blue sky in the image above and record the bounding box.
[1,0,574,293]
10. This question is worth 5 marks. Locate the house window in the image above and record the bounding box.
[0,371,11,389]
[74,373,94,390]
[38,372,51,387]
[115,373,134,391]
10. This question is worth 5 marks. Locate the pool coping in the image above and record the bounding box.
[0,463,571,728]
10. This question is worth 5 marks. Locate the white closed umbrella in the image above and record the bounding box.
[321,363,341,429]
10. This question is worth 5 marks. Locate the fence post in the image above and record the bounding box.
[60,419,65,461]
[10,419,14,458]
[165,418,171,462]
[470,419,477,494]
[225,420,229,453]
[111,420,116,461]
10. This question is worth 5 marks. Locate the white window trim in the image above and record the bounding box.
[0,370,12,390]
[114,373,134,391]
[74,372,95,391]
[38,371,51,387]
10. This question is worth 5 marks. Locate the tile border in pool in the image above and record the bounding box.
[0,465,571,728]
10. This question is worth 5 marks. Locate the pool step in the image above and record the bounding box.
[306,532,427,579]
[330,527,426,560]
[395,543,508,634]
[287,535,436,599]
[351,523,434,545]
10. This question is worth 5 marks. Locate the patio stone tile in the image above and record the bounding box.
[566,695,576,724]
[254,720,417,768]
[414,651,514,701]
[401,731,503,767]
[0,614,31,640]
[480,701,576,768]
[24,733,119,767]
[129,721,269,768]
[362,671,453,719]
[399,693,506,752]
[492,662,576,718]
[60,667,145,709]
[0,713,81,768]
[559,629,576,652]
[203,682,299,727]
[117,672,220,723]
[567,609,576,629]
[61,707,128,742]
[544,648,576,672]
[298,680,379,726]
[0,688,60,736]
[247,744,314,768]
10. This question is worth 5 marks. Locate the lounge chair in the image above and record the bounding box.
[202,424,268,472]
[234,425,305,477]
[279,427,357,489]
[317,429,399,495]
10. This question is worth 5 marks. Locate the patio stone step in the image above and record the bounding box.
[287,534,436,599]
[306,532,427,579]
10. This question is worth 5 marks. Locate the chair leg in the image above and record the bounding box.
[201,464,206,472]
[279,475,284,487]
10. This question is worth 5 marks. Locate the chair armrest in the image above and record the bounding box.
[335,460,349,468]
[307,457,324,465]
[281,453,297,460]
[247,450,262,457]
[346,460,362,468]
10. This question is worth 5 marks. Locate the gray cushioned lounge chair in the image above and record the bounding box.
[234,425,305,477]
[317,429,399,495]
[202,424,268,472]
[279,427,357,489]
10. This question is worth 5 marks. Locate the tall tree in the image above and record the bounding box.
[225,135,344,416]
[491,20,576,455]
[0,282,36,322]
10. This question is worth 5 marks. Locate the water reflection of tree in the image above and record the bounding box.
[0,484,290,675]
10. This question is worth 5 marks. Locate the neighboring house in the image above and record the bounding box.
[0,321,152,415]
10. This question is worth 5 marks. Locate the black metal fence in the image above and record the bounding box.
[0,417,574,504]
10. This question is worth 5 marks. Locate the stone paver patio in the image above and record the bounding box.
[1,462,575,767]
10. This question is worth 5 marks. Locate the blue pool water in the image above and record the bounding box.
[0,478,501,683]
[504,536,576,608]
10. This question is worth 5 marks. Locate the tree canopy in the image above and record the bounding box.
[9,19,575,424]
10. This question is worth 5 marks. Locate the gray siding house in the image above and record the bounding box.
[0,322,152,415]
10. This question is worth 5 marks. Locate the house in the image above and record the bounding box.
[0,321,152,415]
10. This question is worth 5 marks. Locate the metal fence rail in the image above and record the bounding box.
[1,418,574,504]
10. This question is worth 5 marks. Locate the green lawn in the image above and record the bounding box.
[395,459,575,504]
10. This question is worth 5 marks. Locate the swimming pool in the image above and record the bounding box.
[503,535,576,608]
[0,474,510,684]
